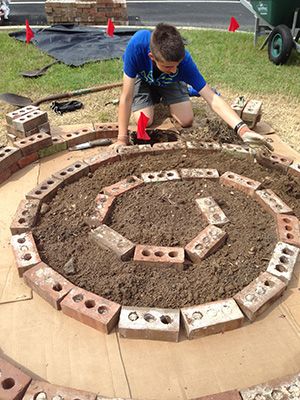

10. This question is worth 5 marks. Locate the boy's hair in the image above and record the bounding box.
[150,23,185,62]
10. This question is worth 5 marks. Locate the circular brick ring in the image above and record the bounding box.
[1,123,300,399]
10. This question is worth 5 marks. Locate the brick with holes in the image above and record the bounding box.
[254,189,294,216]
[195,196,229,226]
[12,109,48,133]
[152,141,186,153]
[0,357,32,400]
[38,135,67,158]
[10,199,41,234]
[11,232,41,277]
[52,161,89,184]
[118,306,180,342]
[134,245,185,268]
[60,127,96,147]
[180,168,219,179]
[17,152,39,169]
[141,170,181,183]
[23,380,97,400]
[0,146,22,170]
[276,214,300,248]
[266,242,300,283]
[84,151,120,173]
[90,224,135,261]
[103,176,143,197]
[60,287,121,333]
[186,141,222,152]
[185,225,227,263]
[233,272,287,321]
[6,105,39,125]
[14,133,53,157]
[6,123,39,138]
[241,99,262,128]
[94,122,118,139]
[220,171,262,197]
[118,144,154,160]
[26,176,64,203]
[240,372,300,400]
[85,194,116,228]
[256,151,293,172]
[181,298,244,339]
[0,162,19,185]
[288,161,300,178]
[231,96,247,117]
[221,143,251,157]
[23,261,74,310]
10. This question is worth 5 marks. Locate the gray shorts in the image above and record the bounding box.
[132,77,190,112]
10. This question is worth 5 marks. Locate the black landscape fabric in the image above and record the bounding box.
[9,24,137,66]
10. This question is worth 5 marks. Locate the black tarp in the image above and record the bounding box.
[9,25,137,66]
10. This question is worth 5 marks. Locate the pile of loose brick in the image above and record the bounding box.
[45,0,128,25]
[2,105,300,400]
[231,97,262,128]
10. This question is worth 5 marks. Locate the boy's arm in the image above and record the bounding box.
[113,74,135,147]
[199,84,272,151]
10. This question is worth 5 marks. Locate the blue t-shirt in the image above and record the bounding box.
[123,30,207,92]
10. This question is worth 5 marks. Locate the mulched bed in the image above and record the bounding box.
[33,140,300,309]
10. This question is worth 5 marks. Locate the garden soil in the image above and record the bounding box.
[33,136,300,309]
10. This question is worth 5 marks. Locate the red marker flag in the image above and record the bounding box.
[106,18,115,37]
[25,19,35,43]
[228,16,240,32]
[137,112,151,141]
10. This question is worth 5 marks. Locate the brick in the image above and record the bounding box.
[103,176,143,197]
[118,144,155,160]
[181,298,244,339]
[60,127,96,147]
[0,146,22,170]
[11,232,41,277]
[118,306,180,342]
[254,189,294,216]
[84,151,120,173]
[185,225,227,263]
[288,161,300,178]
[13,109,48,133]
[240,372,300,400]
[60,286,121,334]
[141,169,181,183]
[221,143,251,157]
[90,224,135,261]
[256,151,293,172]
[38,135,67,158]
[242,99,262,127]
[5,105,39,125]
[0,356,32,400]
[276,214,300,248]
[10,199,41,234]
[186,141,222,152]
[17,152,39,169]
[220,171,262,197]
[26,176,64,203]
[6,123,39,138]
[195,196,229,226]
[152,141,186,153]
[193,390,242,400]
[94,122,118,139]
[134,244,185,268]
[233,272,287,321]
[23,262,74,310]
[0,162,19,185]
[23,380,96,400]
[266,242,300,283]
[52,160,89,184]
[37,121,51,134]
[14,133,53,157]
[180,168,219,179]
[231,96,247,117]
[85,194,115,228]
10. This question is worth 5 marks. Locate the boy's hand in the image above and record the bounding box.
[110,138,128,150]
[239,129,273,153]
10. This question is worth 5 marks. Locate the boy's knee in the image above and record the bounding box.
[179,117,193,128]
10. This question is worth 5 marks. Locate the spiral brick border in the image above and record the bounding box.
[1,120,300,399]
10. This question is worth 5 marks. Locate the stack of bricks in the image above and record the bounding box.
[45,0,128,25]
[231,97,262,129]
[6,106,50,141]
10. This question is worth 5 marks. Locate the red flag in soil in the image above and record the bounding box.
[228,16,240,32]
[25,19,35,43]
[106,18,115,37]
[137,112,151,140]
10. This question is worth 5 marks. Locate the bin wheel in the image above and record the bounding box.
[268,25,294,65]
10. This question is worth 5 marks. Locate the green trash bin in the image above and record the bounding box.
[251,0,300,28]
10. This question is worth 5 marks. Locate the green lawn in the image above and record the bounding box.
[0,28,300,98]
